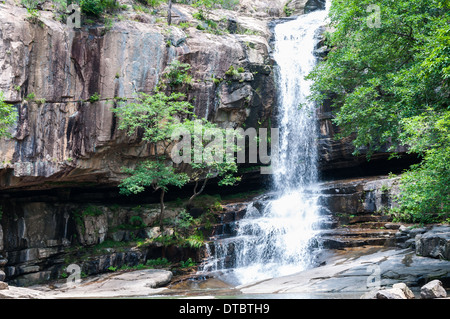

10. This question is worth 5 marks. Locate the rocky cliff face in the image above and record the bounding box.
[0,0,420,287]
[0,2,280,191]
[0,0,293,286]
[0,0,407,192]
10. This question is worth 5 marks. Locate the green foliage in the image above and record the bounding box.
[283,5,293,17]
[119,159,189,195]
[179,258,196,268]
[308,0,449,155]
[225,65,240,77]
[146,257,170,268]
[178,21,193,30]
[25,92,36,101]
[146,0,165,7]
[308,0,450,223]
[132,3,150,13]
[163,59,192,88]
[192,11,223,34]
[192,0,239,12]
[25,7,41,24]
[191,0,239,34]
[114,60,240,222]
[174,117,242,203]
[113,90,193,144]
[107,265,118,272]
[151,233,179,246]
[184,231,204,249]
[390,110,450,223]
[218,0,240,10]
[20,0,39,8]
[80,0,121,17]
[88,92,101,103]
[80,0,104,16]
[129,215,146,228]
[174,209,196,230]
[0,92,17,139]
[211,76,222,85]
[83,205,103,216]
[149,229,205,249]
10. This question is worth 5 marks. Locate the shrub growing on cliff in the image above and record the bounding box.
[80,0,103,16]
[192,0,239,13]
[163,59,193,88]
[113,57,241,232]
[113,90,193,144]
[0,92,17,139]
[80,0,121,17]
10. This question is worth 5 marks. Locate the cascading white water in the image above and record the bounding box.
[201,4,330,286]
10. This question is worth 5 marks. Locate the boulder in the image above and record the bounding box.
[420,280,447,299]
[376,287,407,299]
[416,226,450,260]
[363,283,415,299]
[393,283,415,299]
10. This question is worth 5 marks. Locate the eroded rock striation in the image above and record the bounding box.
[0,2,279,191]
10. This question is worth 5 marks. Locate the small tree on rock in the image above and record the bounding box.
[118,159,189,229]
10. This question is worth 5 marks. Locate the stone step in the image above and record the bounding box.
[321,228,398,238]
[218,209,247,224]
[313,218,338,230]
[319,227,398,249]
[347,222,391,229]
[320,236,393,249]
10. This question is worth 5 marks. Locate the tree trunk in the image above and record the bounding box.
[158,188,167,258]
[159,188,166,231]
[187,178,208,208]
[168,0,172,25]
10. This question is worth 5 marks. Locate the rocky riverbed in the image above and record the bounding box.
[238,246,449,298]
[0,225,448,299]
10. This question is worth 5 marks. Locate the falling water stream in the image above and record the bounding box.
[200,4,330,286]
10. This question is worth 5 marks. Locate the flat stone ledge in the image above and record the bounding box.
[0,269,173,299]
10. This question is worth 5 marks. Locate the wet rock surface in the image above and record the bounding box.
[1,244,448,298]
[238,246,450,297]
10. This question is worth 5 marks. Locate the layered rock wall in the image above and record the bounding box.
[0,3,278,191]
[0,0,422,287]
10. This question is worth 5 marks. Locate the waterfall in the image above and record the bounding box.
[200,5,330,286]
